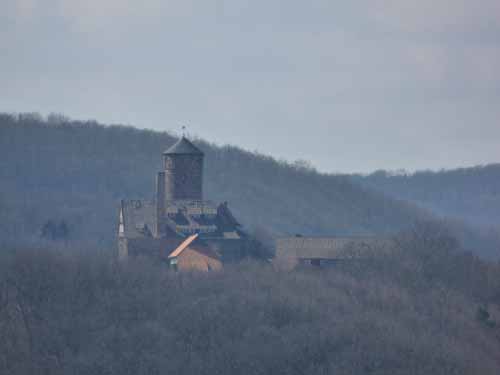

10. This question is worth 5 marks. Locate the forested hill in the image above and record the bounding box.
[0,113,498,258]
[352,166,500,230]
[0,113,424,245]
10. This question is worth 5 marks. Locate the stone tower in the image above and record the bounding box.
[158,137,204,204]
[119,135,246,263]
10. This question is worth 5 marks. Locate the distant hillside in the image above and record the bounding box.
[0,113,498,258]
[352,167,500,229]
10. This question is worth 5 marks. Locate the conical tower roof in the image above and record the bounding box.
[163,137,203,155]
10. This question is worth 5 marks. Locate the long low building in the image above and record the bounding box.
[275,236,394,269]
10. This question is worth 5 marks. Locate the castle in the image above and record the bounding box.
[118,137,247,270]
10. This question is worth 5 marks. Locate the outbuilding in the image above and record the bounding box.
[167,233,222,272]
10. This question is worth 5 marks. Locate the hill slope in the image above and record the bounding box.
[1,113,498,258]
[352,166,500,229]
[0,113,427,247]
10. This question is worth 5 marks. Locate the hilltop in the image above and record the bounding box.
[0,113,498,258]
[0,113,424,245]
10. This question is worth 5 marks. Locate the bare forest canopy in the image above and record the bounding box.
[0,112,499,258]
[2,228,500,374]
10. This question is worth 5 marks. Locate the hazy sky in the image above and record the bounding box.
[2,0,500,173]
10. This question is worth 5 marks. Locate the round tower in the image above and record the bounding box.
[162,137,204,201]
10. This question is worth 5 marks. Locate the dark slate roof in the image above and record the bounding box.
[120,199,243,240]
[164,201,243,238]
[163,137,203,155]
[216,202,241,230]
[121,200,156,238]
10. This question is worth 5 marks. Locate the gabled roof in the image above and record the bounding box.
[216,202,241,229]
[120,199,243,240]
[120,199,156,238]
[163,137,203,155]
[168,233,199,258]
[163,200,241,237]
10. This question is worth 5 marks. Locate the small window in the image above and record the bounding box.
[311,259,321,267]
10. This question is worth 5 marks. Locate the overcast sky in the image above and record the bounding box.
[2,1,500,173]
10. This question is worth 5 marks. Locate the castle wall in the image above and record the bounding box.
[118,237,128,260]
[119,237,185,260]
[205,238,247,263]
[175,247,222,272]
[156,171,166,235]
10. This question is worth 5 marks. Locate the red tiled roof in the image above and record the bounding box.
[168,233,199,258]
